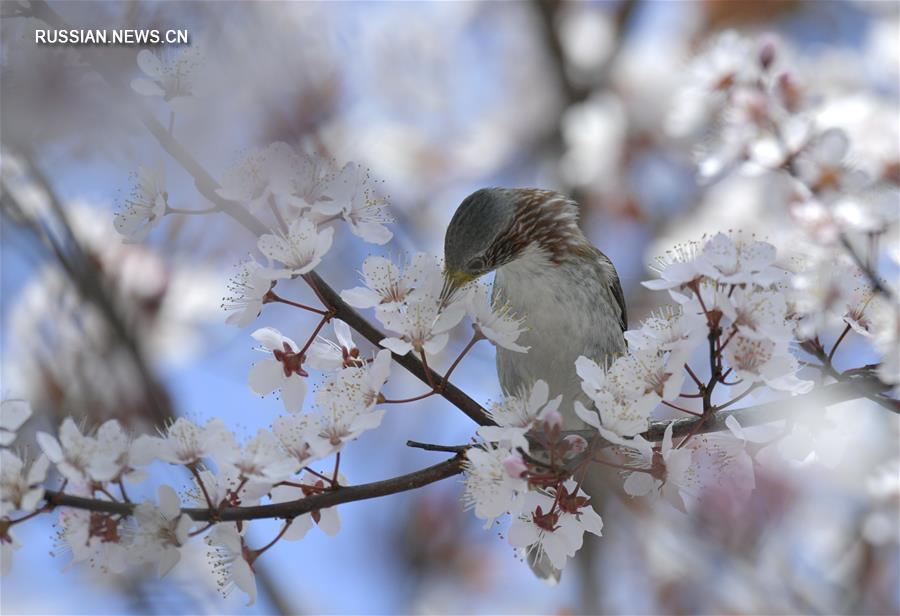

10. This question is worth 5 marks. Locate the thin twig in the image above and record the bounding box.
[267,291,328,316]
[828,323,852,363]
[406,440,470,453]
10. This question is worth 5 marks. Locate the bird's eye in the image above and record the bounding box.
[467,257,485,272]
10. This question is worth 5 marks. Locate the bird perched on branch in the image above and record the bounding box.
[443,187,627,581]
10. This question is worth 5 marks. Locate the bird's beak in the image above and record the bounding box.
[440,268,476,304]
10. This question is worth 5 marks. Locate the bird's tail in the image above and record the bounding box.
[527,549,561,585]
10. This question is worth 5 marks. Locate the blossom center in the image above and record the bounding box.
[272,342,308,378]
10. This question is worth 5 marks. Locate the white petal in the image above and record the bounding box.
[507,521,540,548]
[573,401,602,430]
[333,319,354,349]
[0,400,31,432]
[350,221,392,245]
[340,287,382,309]
[257,234,292,264]
[280,376,307,413]
[157,484,182,520]
[423,333,449,355]
[282,515,313,541]
[35,432,63,464]
[623,472,655,496]
[136,49,163,77]
[248,360,285,396]
[316,508,341,536]
[231,558,257,606]
[380,337,411,356]
[250,327,285,351]
[130,77,164,97]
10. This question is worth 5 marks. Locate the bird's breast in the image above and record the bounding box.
[493,255,625,429]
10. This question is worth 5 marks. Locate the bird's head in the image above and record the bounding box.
[442,188,585,293]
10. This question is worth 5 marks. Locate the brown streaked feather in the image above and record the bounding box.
[488,189,588,267]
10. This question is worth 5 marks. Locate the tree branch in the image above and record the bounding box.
[38,374,895,525]
[44,455,464,522]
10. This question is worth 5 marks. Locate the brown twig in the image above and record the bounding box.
[43,455,465,522]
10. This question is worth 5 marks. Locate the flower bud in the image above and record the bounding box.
[563,434,589,453]
[758,39,777,70]
[502,454,528,479]
[542,408,563,431]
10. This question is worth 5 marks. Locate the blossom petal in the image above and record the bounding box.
[248,360,285,396]
[280,376,307,413]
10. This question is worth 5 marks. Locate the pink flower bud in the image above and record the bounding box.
[564,434,588,453]
[542,408,563,431]
[758,39,777,70]
[503,454,528,479]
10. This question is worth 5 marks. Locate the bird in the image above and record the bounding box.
[443,187,627,581]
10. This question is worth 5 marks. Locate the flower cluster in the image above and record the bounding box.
[343,253,528,359]
[462,381,603,573]
[0,393,372,605]
[667,30,898,384]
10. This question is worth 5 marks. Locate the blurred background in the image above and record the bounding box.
[1,1,898,614]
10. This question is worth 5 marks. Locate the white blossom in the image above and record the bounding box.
[257,215,334,277]
[131,417,237,467]
[681,430,756,514]
[88,419,145,484]
[131,48,200,103]
[216,142,311,211]
[667,30,759,139]
[507,480,603,571]
[624,307,707,365]
[462,444,527,527]
[216,429,299,500]
[722,334,812,394]
[114,164,167,241]
[574,356,660,437]
[130,485,192,577]
[794,128,868,200]
[478,380,561,452]
[694,233,782,286]
[248,327,308,413]
[643,241,704,292]
[191,468,259,510]
[722,286,794,343]
[0,400,32,447]
[269,472,342,539]
[0,451,48,516]
[272,413,319,468]
[601,424,694,511]
[36,418,96,484]
[306,351,391,457]
[268,485,315,541]
[207,522,257,606]
[378,289,466,357]
[340,253,434,310]
[466,285,529,352]
[56,508,128,575]
[307,319,363,371]
[324,162,393,244]
[223,259,285,328]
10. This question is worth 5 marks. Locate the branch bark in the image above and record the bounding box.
[44,455,464,522]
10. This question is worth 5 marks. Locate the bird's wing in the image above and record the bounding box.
[593,248,628,333]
